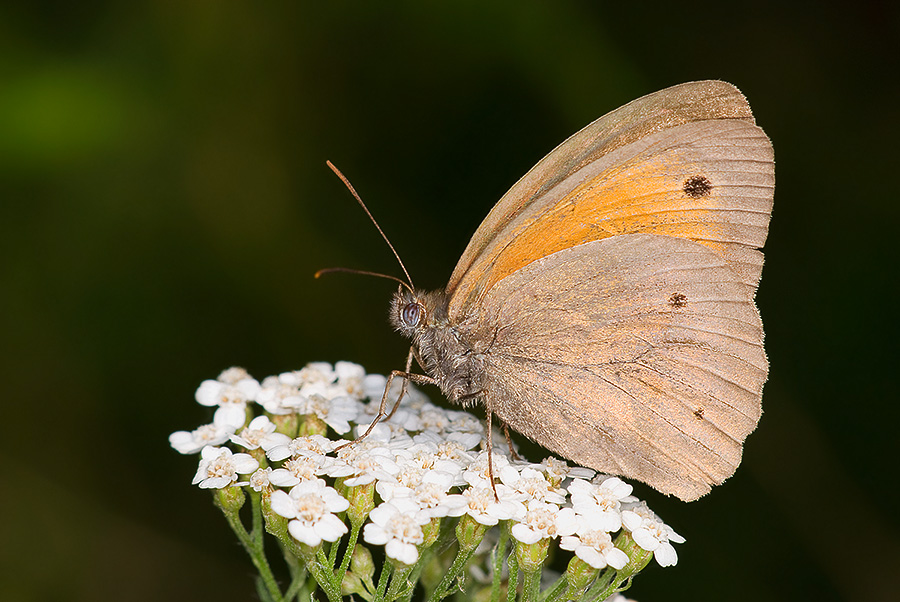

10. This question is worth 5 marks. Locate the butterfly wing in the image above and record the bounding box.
[464,233,766,501]
[446,80,774,323]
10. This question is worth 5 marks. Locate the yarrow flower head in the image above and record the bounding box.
[169,413,238,454]
[270,479,350,547]
[500,465,567,504]
[248,467,272,492]
[510,499,578,545]
[266,434,335,463]
[230,415,292,451]
[568,475,635,532]
[172,360,687,601]
[191,445,259,489]
[560,522,630,570]
[362,497,431,565]
[622,501,686,567]
[443,483,525,526]
[194,368,260,429]
[325,439,399,487]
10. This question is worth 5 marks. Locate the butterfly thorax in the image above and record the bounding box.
[390,287,486,404]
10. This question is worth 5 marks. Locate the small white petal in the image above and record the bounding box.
[555,507,578,536]
[607,548,630,570]
[575,546,608,569]
[315,514,349,542]
[362,523,390,546]
[621,511,642,532]
[510,523,542,545]
[195,380,223,406]
[386,540,418,565]
[632,529,660,552]
[270,490,297,519]
[231,454,260,474]
[289,522,322,547]
[214,405,247,430]
[654,542,678,567]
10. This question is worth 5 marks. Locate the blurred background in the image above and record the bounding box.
[2,2,897,601]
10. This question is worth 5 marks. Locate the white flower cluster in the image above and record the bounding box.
[170,362,684,568]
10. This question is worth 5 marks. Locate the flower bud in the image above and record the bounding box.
[563,555,599,598]
[613,530,654,579]
[350,544,376,582]
[455,514,488,553]
[272,413,299,438]
[421,517,442,549]
[342,480,376,526]
[214,485,245,514]
[261,493,289,540]
[341,571,366,597]
[298,414,328,437]
[515,537,550,573]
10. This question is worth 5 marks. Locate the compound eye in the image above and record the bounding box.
[401,302,423,327]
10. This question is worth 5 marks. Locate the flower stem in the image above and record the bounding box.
[309,546,343,602]
[538,575,566,602]
[505,543,519,602]
[336,520,362,580]
[426,515,487,602]
[216,490,284,602]
[283,566,308,602]
[386,564,415,601]
[374,558,394,601]
[521,567,541,602]
[424,541,478,602]
[280,541,305,596]
[490,527,509,602]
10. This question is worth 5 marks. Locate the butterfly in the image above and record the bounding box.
[337,80,773,501]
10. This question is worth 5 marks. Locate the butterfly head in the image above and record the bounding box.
[389,287,450,340]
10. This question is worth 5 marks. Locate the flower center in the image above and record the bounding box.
[294,493,327,524]
[388,515,424,544]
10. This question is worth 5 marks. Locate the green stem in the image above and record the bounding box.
[521,567,541,602]
[309,546,343,602]
[538,575,566,602]
[386,564,415,601]
[280,541,305,600]
[490,527,509,602]
[336,520,362,580]
[249,490,264,545]
[401,548,431,602]
[374,558,394,601]
[283,565,308,601]
[425,541,479,602]
[218,493,284,602]
[505,545,519,602]
[582,567,617,602]
[328,536,341,569]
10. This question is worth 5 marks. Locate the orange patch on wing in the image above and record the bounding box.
[479,155,724,297]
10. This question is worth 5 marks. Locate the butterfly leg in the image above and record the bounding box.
[385,346,416,420]
[484,410,500,501]
[501,423,521,461]
[335,355,436,451]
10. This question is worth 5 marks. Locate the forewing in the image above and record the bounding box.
[447,81,773,321]
[468,233,767,501]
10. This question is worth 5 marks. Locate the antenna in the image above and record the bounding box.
[326,161,415,291]
[314,267,412,292]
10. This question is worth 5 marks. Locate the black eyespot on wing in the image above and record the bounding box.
[683,175,713,198]
[668,292,688,308]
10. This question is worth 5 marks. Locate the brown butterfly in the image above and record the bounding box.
[335,80,773,501]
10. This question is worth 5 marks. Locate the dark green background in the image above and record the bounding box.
[2,2,897,601]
